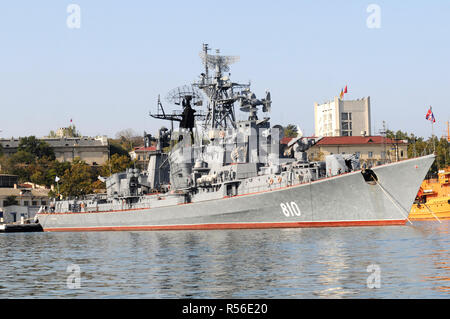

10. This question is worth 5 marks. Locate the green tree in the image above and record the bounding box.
[284,124,298,138]
[386,129,449,174]
[45,160,72,187]
[386,129,409,140]
[25,158,71,187]
[431,136,450,172]
[59,158,94,197]
[108,139,130,157]
[18,136,55,160]
[100,154,134,177]
[0,151,35,182]
[10,150,35,165]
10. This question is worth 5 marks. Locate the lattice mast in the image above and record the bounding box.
[196,44,249,130]
[151,44,272,132]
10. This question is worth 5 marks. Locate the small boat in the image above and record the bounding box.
[0,223,43,233]
[410,167,450,221]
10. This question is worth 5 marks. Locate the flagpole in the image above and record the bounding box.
[431,109,435,154]
[432,121,436,154]
[427,106,436,154]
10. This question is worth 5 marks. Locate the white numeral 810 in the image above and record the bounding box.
[280,202,301,217]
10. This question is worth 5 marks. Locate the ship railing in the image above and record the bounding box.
[243,180,290,195]
[242,176,318,195]
[82,202,152,213]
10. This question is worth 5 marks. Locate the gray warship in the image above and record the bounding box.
[37,45,435,231]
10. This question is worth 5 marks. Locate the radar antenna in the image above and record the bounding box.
[196,44,248,129]
[150,85,206,135]
[199,47,240,75]
[165,85,203,107]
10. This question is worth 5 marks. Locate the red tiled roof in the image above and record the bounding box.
[315,136,406,146]
[134,146,157,152]
[280,137,294,145]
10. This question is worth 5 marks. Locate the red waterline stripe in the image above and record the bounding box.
[43,219,406,232]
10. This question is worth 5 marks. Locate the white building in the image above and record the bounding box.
[314,96,371,137]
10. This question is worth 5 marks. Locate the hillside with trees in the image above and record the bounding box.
[0,134,136,198]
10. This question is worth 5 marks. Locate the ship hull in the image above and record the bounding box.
[37,155,435,232]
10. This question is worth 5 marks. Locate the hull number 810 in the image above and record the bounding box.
[280,201,301,217]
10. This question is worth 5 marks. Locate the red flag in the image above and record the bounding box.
[344,85,348,94]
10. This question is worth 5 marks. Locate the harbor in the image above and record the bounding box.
[0,1,449,302]
[1,223,449,298]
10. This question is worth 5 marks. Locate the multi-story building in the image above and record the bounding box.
[306,136,408,166]
[0,136,109,165]
[0,174,50,223]
[314,96,371,137]
[129,145,157,170]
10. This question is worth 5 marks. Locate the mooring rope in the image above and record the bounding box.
[375,179,413,225]
[423,203,442,223]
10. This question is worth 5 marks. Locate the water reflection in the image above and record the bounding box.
[0,221,449,298]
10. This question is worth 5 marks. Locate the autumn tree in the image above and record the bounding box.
[0,151,35,182]
[108,139,130,157]
[100,154,134,177]
[59,158,94,197]
[28,158,71,187]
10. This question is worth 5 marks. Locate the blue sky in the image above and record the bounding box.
[0,1,449,139]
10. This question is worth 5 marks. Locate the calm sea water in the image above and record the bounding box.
[1,221,449,298]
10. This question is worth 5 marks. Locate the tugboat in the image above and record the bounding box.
[410,167,450,221]
[36,45,435,232]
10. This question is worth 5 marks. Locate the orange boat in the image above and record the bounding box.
[410,167,450,221]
